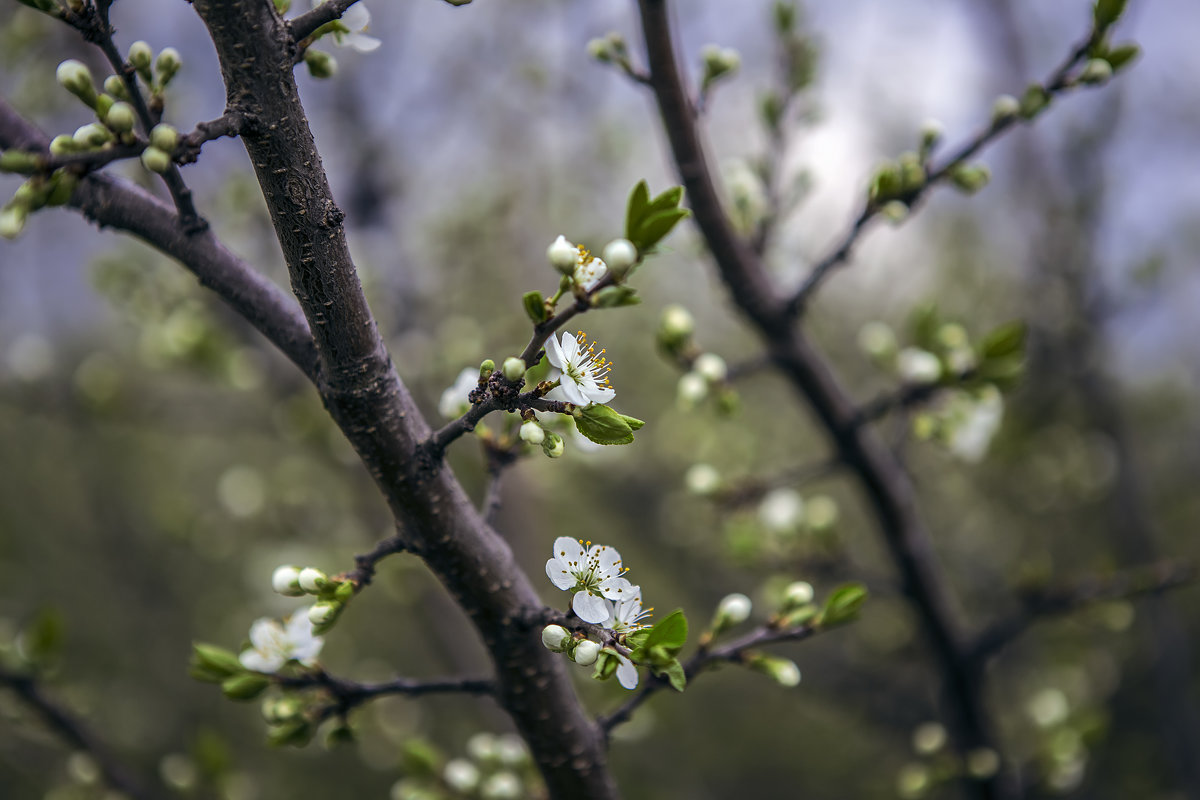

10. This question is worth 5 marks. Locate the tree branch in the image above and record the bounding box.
[0,666,159,800]
[276,670,495,723]
[289,0,361,44]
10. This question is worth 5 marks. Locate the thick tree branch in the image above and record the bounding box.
[635,3,1008,797]
[0,666,159,800]
[189,4,615,797]
[0,99,320,381]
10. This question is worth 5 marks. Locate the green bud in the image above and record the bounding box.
[128,41,153,78]
[710,593,752,636]
[0,150,41,175]
[273,0,293,12]
[1079,58,1113,85]
[191,643,245,679]
[949,163,990,195]
[586,38,612,62]
[271,565,304,597]
[307,601,339,627]
[501,357,526,383]
[104,102,136,134]
[140,146,171,173]
[919,119,944,153]
[304,49,337,79]
[1019,84,1049,120]
[541,430,564,459]
[267,719,313,747]
[155,47,182,86]
[880,200,908,225]
[700,44,740,89]
[1104,44,1140,72]
[746,653,801,687]
[868,162,902,204]
[45,171,78,207]
[0,204,28,240]
[73,123,112,148]
[150,123,179,153]
[541,624,570,652]
[104,75,131,101]
[56,60,98,108]
[780,581,815,612]
[221,672,270,701]
[760,90,783,132]
[1093,0,1127,31]
[657,303,694,351]
[992,94,1020,124]
[94,93,114,121]
[773,2,796,33]
[898,152,925,193]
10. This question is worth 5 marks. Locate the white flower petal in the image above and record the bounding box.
[616,657,639,690]
[341,4,370,29]
[557,379,589,406]
[247,618,283,651]
[544,335,566,370]
[594,545,622,574]
[598,576,634,600]
[347,33,381,53]
[572,591,610,623]
[546,558,577,590]
[239,649,282,673]
[553,536,584,563]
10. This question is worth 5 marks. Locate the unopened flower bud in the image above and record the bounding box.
[271,565,305,596]
[466,732,497,764]
[897,348,942,383]
[73,123,112,148]
[49,135,77,156]
[56,60,97,108]
[880,200,909,225]
[480,772,522,800]
[677,372,708,408]
[749,654,801,687]
[572,639,601,666]
[304,49,337,79]
[781,581,815,611]
[443,759,480,793]
[478,358,495,380]
[587,38,611,62]
[701,44,740,86]
[991,94,1020,124]
[0,204,28,240]
[104,101,136,134]
[520,420,545,445]
[307,601,338,626]
[140,146,171,173]
[127,41,153,75]
[541,624,570,652]
[501,356,526,383]
[805,494,839,532]
[602,238,637,279]
[693,352,727,383]
[685,463,721,496]
[658,304,695,352]
[298,567,328,593]
[712,593,752,634]
[919,118,943,152]
[857,320,898,362]
[150,123,178,153]
[547,235,577,275]
[541,431,564,458]
[1079,58,1113,85]
[966,748,1000,779]
[155,47,182,85]
[94,94,113,120]
[949,163,990,195]
[912,722,947,755]
[104,75,130,100]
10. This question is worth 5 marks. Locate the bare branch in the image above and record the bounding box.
[276,669,495,722]
[289,0,362,45]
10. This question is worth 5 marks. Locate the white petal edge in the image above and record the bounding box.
[573,591,610,623]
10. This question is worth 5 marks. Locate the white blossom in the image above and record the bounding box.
[239,614,323,673]
[573,249,608,292]
[758,488,804,532]
[545,331,615,407]
[545,537,634,623]
[947,386,1004,463]
[326,3,381,52]
[896,347,942,384]
[603,587,652,635]
[615,652,639,690]
[438,367,478,419]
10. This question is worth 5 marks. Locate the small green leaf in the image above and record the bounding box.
[1093,0,1127,30]
[590,285,641,309]
[267,719,312,748]
[817,583,868,627]
[625,180,651,242]
[624,629,651,650]
[191,643,245,682]
[980,321,1026,360]
[645,185,685,215]
[656,658,687,692]
[633,207,690,252]
[221,672,270,701]
[1104,43,1140,72]
[576,404,635,445]
[640,609,688,658]
[523,290,548,323]
[619,413,645,431]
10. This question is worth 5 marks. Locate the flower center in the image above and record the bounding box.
[566,331,613,387]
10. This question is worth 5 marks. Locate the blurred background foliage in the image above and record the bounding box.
[1,0,1199,799]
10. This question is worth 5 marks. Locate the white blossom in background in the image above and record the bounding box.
[896,347,942,384]
[327,3,381,52]
[758,488,804,533]
[438,367,478,419]
[545,331,615,407]
[946,386,1004,463]
[239,613,323,673]
[545,537,634,623]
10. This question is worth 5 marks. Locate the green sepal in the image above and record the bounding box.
[1104,43,1140,72]
[523,290,548,323]
[979,320,1026,360]
[653,658,687,692]
[619,413,645,431]
[592,649,620,681]
[1093,0,1127,30]
[267,719,313,748]
[590,285,640,309]
[190,643,245,682]
[816,583,868,628]
[576,404,635,445]
[220,672,270,701]
[332,581,356,602]
[623,629,651,650]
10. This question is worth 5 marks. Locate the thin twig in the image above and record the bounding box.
[276,670,495,723]
[0,667,159,800]
[289,0,361,45]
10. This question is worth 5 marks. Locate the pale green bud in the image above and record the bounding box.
[298,567,328,593]
[712,593,752,634]
[149,123,178,153]
[443,759,480,793]
[104,101,136,134]
[966,748,1000,779]
[0,150,40,175]
[547,234,577,275]
[898,152,925,192]
[478,358,495,380]
[271,565,304,596]
[804,494,839,532]
[104,75,131,101]
[0,204,28,240]
[677,372,708,408]
[519,420,545,445]
[748,654,801,687]
[897,763,931,799]
[912,722,947,755]
[1079,58,1113,85]
[991,94,1020,124]
[587,38,612,62]
[56,60,98,108]
[693,352,727,383]
[601,238,637,279]
[857,320,898,361]
[94,94,114,120]
[307,601,338,626]
[540,624,570,652]
[880,200,909,224]
[73,123,112,148]
[781,581,815,611]
[658,304,695,350]
[305,49,337,79]
[701,44,740,87]
[49,135,78,156]
[541,431,564,458]
[466,732,498,763]
[1019,84,1050,120]
[155,47,182,86]
[571,639,601,666]
[501,356,526,383]
[480,772,522,800]
[128,41,153,76]
[140,146,171,173]
[685,463,721,496]
[919,118,943,152]
[949,163,991,195]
